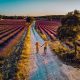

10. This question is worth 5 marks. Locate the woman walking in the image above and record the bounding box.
[41,41,48,55]
[35,42,40,53]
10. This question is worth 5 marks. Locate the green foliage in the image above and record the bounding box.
[0,15,25,19]
[57,10,80,55]
[58,11,80,41]
[26,16,34,23]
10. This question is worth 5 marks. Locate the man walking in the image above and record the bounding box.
[35,42,40,53]
[41,41,48,55]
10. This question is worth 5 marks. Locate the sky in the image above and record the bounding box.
[0,0,80,16]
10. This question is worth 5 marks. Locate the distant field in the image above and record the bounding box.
[35,20,80,56]
[0,19,27,57]
[35,20,61,40]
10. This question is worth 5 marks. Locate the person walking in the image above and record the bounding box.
[41,41,48,55]
[35,42,40,53]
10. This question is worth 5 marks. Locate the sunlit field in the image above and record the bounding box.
[0,19,26,57]
[0,19,30,79]
[0,0,80,80]
[0,11,80,79]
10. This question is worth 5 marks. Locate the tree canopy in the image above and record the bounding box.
[57,10,80,41]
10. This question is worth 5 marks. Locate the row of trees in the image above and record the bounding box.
[26,16,34,23]
[0,15,34,23]
[0,15,25,19]
[34,15,64,21]
[57,10,80,56]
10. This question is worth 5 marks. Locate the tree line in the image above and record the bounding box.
[0,15,25,19]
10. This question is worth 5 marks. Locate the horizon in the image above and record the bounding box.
[0,0,80,16]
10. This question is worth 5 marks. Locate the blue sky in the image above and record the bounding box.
[0,0,80,16]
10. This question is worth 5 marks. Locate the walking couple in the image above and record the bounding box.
[35,41,48,55]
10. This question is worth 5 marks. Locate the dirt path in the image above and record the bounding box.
[29,22,80,80]
[29,22,69,80]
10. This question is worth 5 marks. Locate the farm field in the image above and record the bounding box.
[0,0,80,79]
[35,20,80,61]
[0,19,27,57]
[35,20,61,40]
[0,19,30,79]
[0,19,80,80]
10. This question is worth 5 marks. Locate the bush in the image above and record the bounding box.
[62,51,75,60]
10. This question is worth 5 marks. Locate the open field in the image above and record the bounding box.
[0,19,30,79]
[0,0,80,79]
[0,19,27,57]
[35,20,80,66]
[0,19,80,80]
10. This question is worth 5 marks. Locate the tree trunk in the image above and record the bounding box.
[73,40,77,55]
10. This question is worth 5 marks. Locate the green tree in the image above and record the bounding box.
[26,16,34,23]
[57,14,80,55]
[74,10,80,15]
